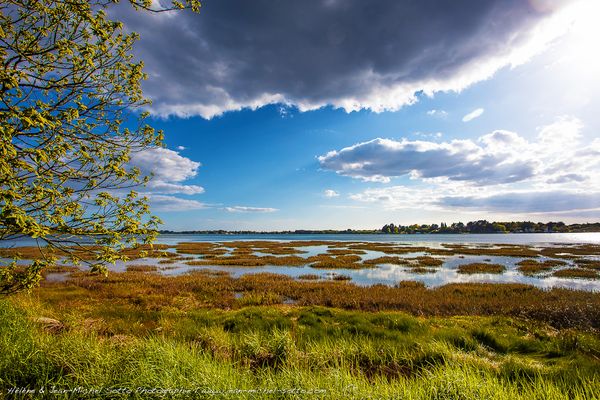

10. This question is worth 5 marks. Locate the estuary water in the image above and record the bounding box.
[153,232,600,246]
[4,232,600,291]
[3,232,600,248]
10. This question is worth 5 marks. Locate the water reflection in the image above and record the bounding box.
[29,236,600,292]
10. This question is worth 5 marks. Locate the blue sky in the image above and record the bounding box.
[119,0,600,230]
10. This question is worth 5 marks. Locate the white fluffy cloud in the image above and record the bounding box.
[224,206,278,213]
[125,147,206,213]
[427,109,448,118]
[318,136,535,185]
[147,195,206,212]
[130,147,204,195]
[324,189,340,198]
[462,108,485,122]
[350,185,600,217]
[319,116,597,188]
[114,0,580,118]
[441,191,600,213]
[331,116,600,215]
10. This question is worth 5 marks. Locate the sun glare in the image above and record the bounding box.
[557,0,600,68]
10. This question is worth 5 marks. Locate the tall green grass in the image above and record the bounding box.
[1,299,599,399]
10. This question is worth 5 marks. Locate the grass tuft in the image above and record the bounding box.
[457,263,506,274]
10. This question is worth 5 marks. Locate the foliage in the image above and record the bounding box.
[0,0,199,293]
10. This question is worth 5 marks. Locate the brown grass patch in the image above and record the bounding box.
[413,256,444,267]
[298,274,320,280]
[126,265,158,272]
[258,247,307,255]
[331,274,352,281]
[185,254,308,267]
[409,267,436,274]
[307,254,366,269]
[0,243,173,261]
[442,244,539,258]
[552,268,599,279]
[186,257,268,267]
[118,244,174,259]
[327,249,367,255]
[348,243,436,255]
[540,244,600,259]
[175,242,229,256]
[43,264,77,273]
[30,271,600,330]
[395,281,427,289]
[363,256,408,266]
[517,259,566,276]
[261,256,308,266]
[575,259,600,270]
[457,263,505,274]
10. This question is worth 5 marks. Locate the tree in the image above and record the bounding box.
[0,0,200,294]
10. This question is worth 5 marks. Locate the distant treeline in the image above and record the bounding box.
[159,221,600,235]
[380,221,600,234]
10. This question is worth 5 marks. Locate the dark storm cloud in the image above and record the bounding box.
[114,0,569,118]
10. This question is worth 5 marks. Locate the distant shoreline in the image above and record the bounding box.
[159,230,600,235]
[159,221,600,235]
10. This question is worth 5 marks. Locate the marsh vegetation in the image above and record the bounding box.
[2,239,600,398]
[1,268,600,399]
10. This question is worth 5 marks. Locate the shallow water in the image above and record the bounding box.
[88,242,598,292]
[6,233,600,291]
[154,232,600,245]
[9,232,600,247]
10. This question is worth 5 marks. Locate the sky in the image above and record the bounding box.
[115,0,600,231]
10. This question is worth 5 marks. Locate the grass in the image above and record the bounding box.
[3,240,600,397]
[441,244,540,257]
[0,243,175,262]
[41,264,78,274]
[552,268,599,279]
[28,270,600,330]
[413,256,444,267]
[517,259,567,275]
[540,244,600,259]
[185,254,310,267]
[326,249,367,255]
[575,258,600,270]
[1,296,599,399]
[457,263,506,274]
[306,254,366,269]
[297,274,320,280]
[409,267,436,274]
[126,265,158,272]
[331,274,352,281]
[363,256,408,266]
[6,241,600,279]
